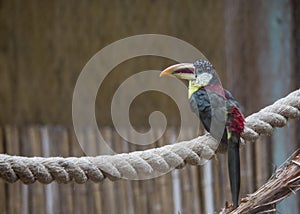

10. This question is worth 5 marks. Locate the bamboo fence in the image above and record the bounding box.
[1,125,297,213]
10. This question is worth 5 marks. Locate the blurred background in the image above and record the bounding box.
[0,0,299,213]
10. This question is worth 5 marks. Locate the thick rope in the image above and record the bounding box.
[0,89,299,184]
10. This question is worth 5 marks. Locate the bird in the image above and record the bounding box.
[160,59,245,208]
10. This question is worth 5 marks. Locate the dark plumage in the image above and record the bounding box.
[190,60,245,208]
[189,86,244,152]
[160,59,245,209]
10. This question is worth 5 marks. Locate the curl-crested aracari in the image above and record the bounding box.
[160,59,244,208]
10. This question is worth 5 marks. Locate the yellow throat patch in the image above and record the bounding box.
[188,81,201,98]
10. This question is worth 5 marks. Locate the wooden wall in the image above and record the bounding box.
[224,1,300,212]
[0,0,225,125]
[0,0,299,213]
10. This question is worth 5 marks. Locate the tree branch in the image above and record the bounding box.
[220,149,300,214]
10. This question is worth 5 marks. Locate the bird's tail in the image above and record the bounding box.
[227,132,241,209]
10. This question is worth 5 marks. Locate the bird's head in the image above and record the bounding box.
[160,59,218,98]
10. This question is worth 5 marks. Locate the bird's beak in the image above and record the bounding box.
[160,63,195,80]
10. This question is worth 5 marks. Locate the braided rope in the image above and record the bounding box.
[0,89,299,184]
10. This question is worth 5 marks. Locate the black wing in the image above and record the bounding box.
[225,89,241,108]
[189,88,227,144]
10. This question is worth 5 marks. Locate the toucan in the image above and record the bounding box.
[160,59,245,208]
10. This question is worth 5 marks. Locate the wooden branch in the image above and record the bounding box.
[220,149,300,214]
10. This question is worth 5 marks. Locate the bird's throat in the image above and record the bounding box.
[188,81,200,98]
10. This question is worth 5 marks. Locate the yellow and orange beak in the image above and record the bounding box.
[160,63,196,80]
